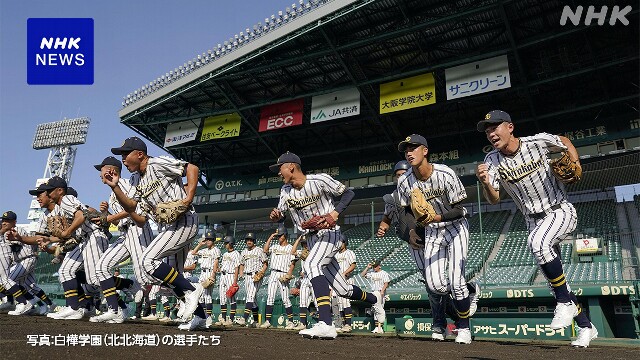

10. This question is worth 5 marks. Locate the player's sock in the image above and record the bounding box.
[349,285,377,304]
[221,304,227,321]
[61,280,80,310]
[99,278,120,312]
[452,297,471,329]
[150,303,157,315]
[569,293,592,328]
[173,288,185,298]
[113,277,134,290]
[265,305,273,323]
[152,263,195,293]
[344,307,352,325]
[310,277,332,324]
[205,303,213,318]
[244,302,253,320]
[164,302,171,318]
[252,306,259,323]
[539,257,571,303]
[6,285,29,304]
[230,303,237,321]
[135,301,143,318]
[194,304,206,319]
[34,289,53,306]
[299,307,308,325]
[20,287,35,302]
[118,297,127,310]
[143,304,151,317]
[286,306,293,322]
[340,310,345,324]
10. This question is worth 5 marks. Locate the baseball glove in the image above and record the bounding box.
[410,188,437,227]
[301,214,336,231]
[252,271,265,282]
[154,200,189,224]
[550,152,582,185]
[226,283,239,298]
[83,208,109,228]
[290,288,300,297]
[299,248,310,261]
[279,274,293,283]
[201,277,215,289]
[47,215,70,239]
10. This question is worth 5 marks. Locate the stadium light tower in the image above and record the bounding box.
[32,117,90,183]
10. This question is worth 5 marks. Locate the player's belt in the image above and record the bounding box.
[272,269,285,273]
[245,271,256,275]
[528,203,562,220]
[221,271,233,275]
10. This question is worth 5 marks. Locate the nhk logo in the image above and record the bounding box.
[27,18,94,84]
[560,5,632,26]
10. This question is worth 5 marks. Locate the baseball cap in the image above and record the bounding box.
[276,224,288,236]
[398,134,428,152]
[223,235,235,245]
[244,232,256,241]
[94,156,122,171]
[28,176,67,195]
[66,187,78,197]
[204,230,215,240]
[111,137,147,155]
[1,211,17,221]
[269,151,301,173]
[476,110,512,132]
[340,233,349,246]
[371,260,381,268]
[393,160,410,173]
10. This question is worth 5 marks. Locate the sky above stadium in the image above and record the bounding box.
[0,0,298,222]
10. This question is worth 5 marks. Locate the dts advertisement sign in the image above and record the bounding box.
[259,99,304,132]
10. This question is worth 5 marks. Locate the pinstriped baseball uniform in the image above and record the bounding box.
[96,177,154,285]
[131,156,199,281]
[8,227,44,296]
[333,249,356,309]
[266,243,293,307]
[397,164,470,300]
[241,247,267,303]
[383,190,426,274]
[57,195,109,286]
[1,229,23,291]
[183,252,197,281]
[276,173,353,298]
[364,269,391,292]
[197,246,220,304]
[218,250,241,305]
[484,133,577,264]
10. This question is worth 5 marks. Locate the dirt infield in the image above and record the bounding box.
[0,314,635,360]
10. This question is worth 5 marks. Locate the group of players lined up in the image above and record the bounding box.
[1,110,597,346]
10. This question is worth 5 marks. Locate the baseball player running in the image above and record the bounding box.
[397,134,474,344]
[2,211,55,315]
[476,110,596,347]
[361,261,390,334]
[103,137,205,330]
[91,156,154,324]
[238,232,267,327]
[33,176,110,320]
[334,234,356,333]
[268,151,385,339]
[261,225,296,329]
[0,211,41,315]
[192,230,220,327]
[378,160,480,340]
[215,235,241,327]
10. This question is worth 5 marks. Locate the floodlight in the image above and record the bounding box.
[32,117,90,150]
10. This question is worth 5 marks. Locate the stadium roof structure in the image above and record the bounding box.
[118,0,639,189]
